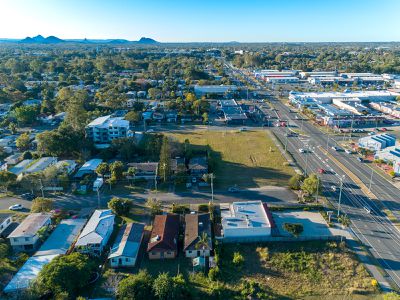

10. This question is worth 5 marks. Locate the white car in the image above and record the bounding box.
[345,149,353,154]
[299,148,305,153]
[146,129,154,133]
[239,127,247,132]
[9,204,23,211]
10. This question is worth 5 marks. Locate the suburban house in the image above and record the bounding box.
[4,153,21,166]
[8,213,52,251]
[108,222,145,268]
[74,158,103,178]
[128,162,159,179]
[184,213,212,258]
[220,201,274,242]
[147,214,180,259]
[55,160,77,175]
[75,209,115,256]
[188,156,208,178]
[171,157,186,175]
[0,213,13,237]
[9,157,57,177]
[4,218,86,293]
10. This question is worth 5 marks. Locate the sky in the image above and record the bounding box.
[0,0,400,42]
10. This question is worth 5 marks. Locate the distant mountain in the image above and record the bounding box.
[20,35,65,44]
[136,37,158,44]
[107,39,130,44]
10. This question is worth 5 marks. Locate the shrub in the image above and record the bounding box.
[288,174,305,190]
[283,223,304,237]
[232,251,244,267]
[31,197,54,213]
[208,266,220,281]
[171,204,190,214]
[108,197,132,216]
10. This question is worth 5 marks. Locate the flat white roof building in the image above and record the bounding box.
[221,201,273,242]
[194,85,237,96]
[74,158,102,178]
[86,115,129,145]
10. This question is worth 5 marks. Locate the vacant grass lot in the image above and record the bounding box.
[219,241,379,299]
[166,130,295,188]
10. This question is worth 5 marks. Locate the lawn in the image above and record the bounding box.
[166,130,295,188]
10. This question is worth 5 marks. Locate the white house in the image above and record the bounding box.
[75,209,115,256]
[220,201,273,242]
[184,213,212,258]
[8,213,52,251]
[0,213,13,237]
[74,158,102,178]
[108,222,144,268]
[86,115,130,146]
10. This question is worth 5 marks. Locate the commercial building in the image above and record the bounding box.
[184,213,212,258]
[4,219,86,293]
[358,134,396,151]
[108,222,145,268]
[86,115,130,146]
[299,71,337,79]
[8,213,52,252]
[369,101,400,118]
[147,214,179,259]
[218,99,247,124]
[193,85,237,97]
[75,209,115,256]
[266,76,299,84]
[220,201,273,242]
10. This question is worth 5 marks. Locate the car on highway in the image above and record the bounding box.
[344,149,354,154]
[9,204,23,211]
[331,146,340,151]
[357,157,364,162]
[20,193,36,200]
[317,168,325,174]
[364,206,371,214]
[299,148,306,153]
[368,131,376,136]
[146,129,154,133]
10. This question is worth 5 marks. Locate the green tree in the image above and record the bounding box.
[63,90,88,133]
[125,111,141,124]
[146,197,162,216]
[117,270,154,300]
[31,197,54,213]
[108,197,132,216]
[202,112,209,124]
[35,252,94,298]
[148,88,161,100]
[195,232,210,253]
[283,223,304,237]
[301,173,320,196]
[14,105,39,125]
[8,122,17,134]
[153,272,173,300]
[16,132,31,151]
[0,171,17,192]
[288,174,305,190]
[159,136,171,182]
[96,162,109,178]
[110,161,124,180]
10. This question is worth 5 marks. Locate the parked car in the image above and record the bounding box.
[331,185,337,192]
[9,204,23,211]
[20,193,36,200]
[239,127,247,132]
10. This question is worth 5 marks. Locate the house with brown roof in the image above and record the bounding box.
[128,162,159,179]
[184,213,212,258]
[147,214,179,259]
[8,213,51,252]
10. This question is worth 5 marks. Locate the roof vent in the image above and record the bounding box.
[199,222,203,227]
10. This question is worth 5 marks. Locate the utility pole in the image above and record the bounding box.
[326,134,330,152]
[154,167,158,192]
[97,188,101,209]
[39,179,44,198]
[284,122,289,152]
[349,115,354,141]
[315,176,320,203]
[210,173,215,203]
[337,176,344,217]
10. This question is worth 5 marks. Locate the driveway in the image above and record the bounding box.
[0,196,32,212]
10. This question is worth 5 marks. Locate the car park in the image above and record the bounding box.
[9,204,23,211]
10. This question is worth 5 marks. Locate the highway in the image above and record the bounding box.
[223,62,400,288]
[272,94,400,289]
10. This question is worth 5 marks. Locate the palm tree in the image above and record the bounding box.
[195,232,210,258]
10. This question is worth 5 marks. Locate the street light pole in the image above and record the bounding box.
[326,134,330,152]
[315,176,320,203]
[337,176,344,217]
[305,146,309,176]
